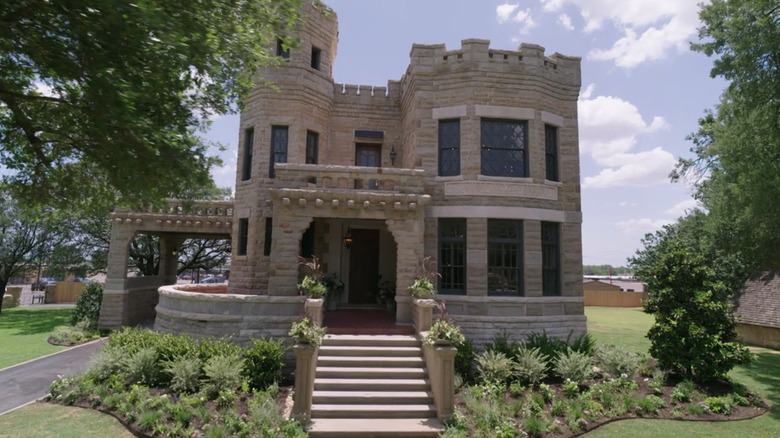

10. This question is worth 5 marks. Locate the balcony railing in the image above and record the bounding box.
[116,199,235,217]
[274,163,425,194]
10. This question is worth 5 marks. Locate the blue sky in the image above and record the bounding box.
[204,0,726,267]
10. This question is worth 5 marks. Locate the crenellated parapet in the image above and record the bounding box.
[406,39,581,86]
[332,80,402,105]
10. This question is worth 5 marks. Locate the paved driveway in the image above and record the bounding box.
[0,338,106,415]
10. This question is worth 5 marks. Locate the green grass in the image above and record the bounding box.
[583,306,780,437]
[0,307,73,369]
[0,402,134,438]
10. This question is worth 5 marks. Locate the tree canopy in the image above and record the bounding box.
[0,0,301,211]
[674,0,780,271]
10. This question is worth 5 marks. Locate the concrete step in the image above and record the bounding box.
[316,366,427,379]
[319,345,423,357]
[307,418,445,438]
[311,403,436,418]
[312,390,433,405]
[317,355,425,368]
[314,377,430,391]
[322,334,419,348]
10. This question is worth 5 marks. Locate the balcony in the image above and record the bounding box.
[274,163,425,195]
[111,199,234,235]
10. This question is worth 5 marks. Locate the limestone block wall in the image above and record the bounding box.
[736,323,780,350]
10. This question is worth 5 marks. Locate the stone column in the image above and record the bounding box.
[160,236,185,286]
[98,225,135,329]
[386,218,425,324]
[268,216,313,296]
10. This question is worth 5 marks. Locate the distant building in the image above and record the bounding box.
[733,272,780,349]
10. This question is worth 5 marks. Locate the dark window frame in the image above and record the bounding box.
[263,218,273,256]
[438,119,461,177]
[269,126,288,178]
[237,218,249,256]
[306,131,318,164]
[545,124,559,182]
[276,39,289,59]
[438,218,466,295]
[487,219,524,296]
[542,221,561,296]
[480,118,529,178]
[241,127,254,181]
[311,46,321,70]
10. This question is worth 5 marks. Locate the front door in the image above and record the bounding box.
[348,229,379,304]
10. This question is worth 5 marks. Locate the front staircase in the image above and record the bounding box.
[306,334,445,437]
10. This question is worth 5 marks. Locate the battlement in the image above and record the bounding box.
[407,39,581,84]
[332,80,402,103]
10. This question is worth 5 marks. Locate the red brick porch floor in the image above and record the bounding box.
[322,306,415,335]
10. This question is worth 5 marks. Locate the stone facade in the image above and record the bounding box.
[229,2,586,346]
[99,1,586,346]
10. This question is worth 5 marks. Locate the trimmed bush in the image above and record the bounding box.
[512,345,547,386]
[476,350,514,385]
[123,347,160,386]
[242,338,286,391]
[203,355,245,398]
[555,348,594,383]
[165,356,202,394]
[87,345,127,382]
[593,344,643,378]
[524,331,569,371]
[70,282,104,330]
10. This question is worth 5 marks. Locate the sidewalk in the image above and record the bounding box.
[0,338,106,415]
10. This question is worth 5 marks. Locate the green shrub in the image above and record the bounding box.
[123,347,160,386]
[242,338,286,391]
[551,400,566,417]
[476,350,514,384]
[49,325,96,345]
[87,345,127,382]
[137,408,165,433]
[523,414,549,438]
[705,396,733,414]
[593,344,643,378]
[562,379,579,398]
[198,337,242,362]
[454,338,476,381]
[70,282,104,330]
[203,355,245,398]
[164,356,202,394]
[671,380,695,403]
[512,345,547,386]
[524,331,569,371]
[687,403,708,415]
[635,395,666,415]
[484,330,518,359]
[554,349,593,383]
[567,332,596,356]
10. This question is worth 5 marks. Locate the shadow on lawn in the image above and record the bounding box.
[739,351,780,420]
[0,308,72,336]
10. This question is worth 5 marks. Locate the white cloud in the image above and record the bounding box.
[579,84,675,188]
[496,3,519,23]
[558,14,574,30]
[615,217,673,235]
[665,199,700,217]
[539,0,704,68]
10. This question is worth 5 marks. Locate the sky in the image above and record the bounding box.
[203,0,726,267]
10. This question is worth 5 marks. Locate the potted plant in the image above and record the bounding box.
[408,256,439,298]
[322,273,345,311]
[289,317,327,346]
[297,255,327,299]
[426,317,465,346]
[378,277,396,311]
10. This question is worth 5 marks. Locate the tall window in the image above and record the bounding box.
[439,219,466,294]
[542,222,560,296]
[276,39,289,59]
[311,46,321,70]
[237,218,248,256]
[306,131,318,164]
[241,128,253,181]
[487,219,523,296]
[545,124,559,182]
[438,119,460,176]
[481,118,528,177]
[263,218,273,256]
[269,126,288,178]
[301,223,315,257]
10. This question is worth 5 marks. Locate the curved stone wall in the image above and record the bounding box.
[154,285,306,344]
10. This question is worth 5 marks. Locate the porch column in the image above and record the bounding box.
[386,218,425,324]
[268,216,313,296]
[98,224,135,329]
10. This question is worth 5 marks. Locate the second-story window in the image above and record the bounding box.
[269,126,288,179]
[438,119,460,176]
[311,46,321,70]
[481,118,528,178]
[237,218,248,256]
[306,131,318,164]
[276,38,289,59]
[545,124,559,182]
[241,127,253,181]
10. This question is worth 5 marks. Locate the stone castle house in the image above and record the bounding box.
[99,2,586,346]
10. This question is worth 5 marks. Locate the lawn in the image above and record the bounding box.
[583,306,780,437]
[0,307,72,369]
[0,402,134,438]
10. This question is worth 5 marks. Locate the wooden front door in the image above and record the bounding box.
[348,229,379,304]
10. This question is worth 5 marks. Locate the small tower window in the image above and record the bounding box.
[276,39,289,59]
[311,46,321,70]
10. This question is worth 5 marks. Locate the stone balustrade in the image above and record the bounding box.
[118,199,235,217]
[274,163,425,194]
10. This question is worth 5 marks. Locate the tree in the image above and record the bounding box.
[0,0,302,211]
[629,213,753,382]
[0,197,47,313]
[675,0,780,271]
